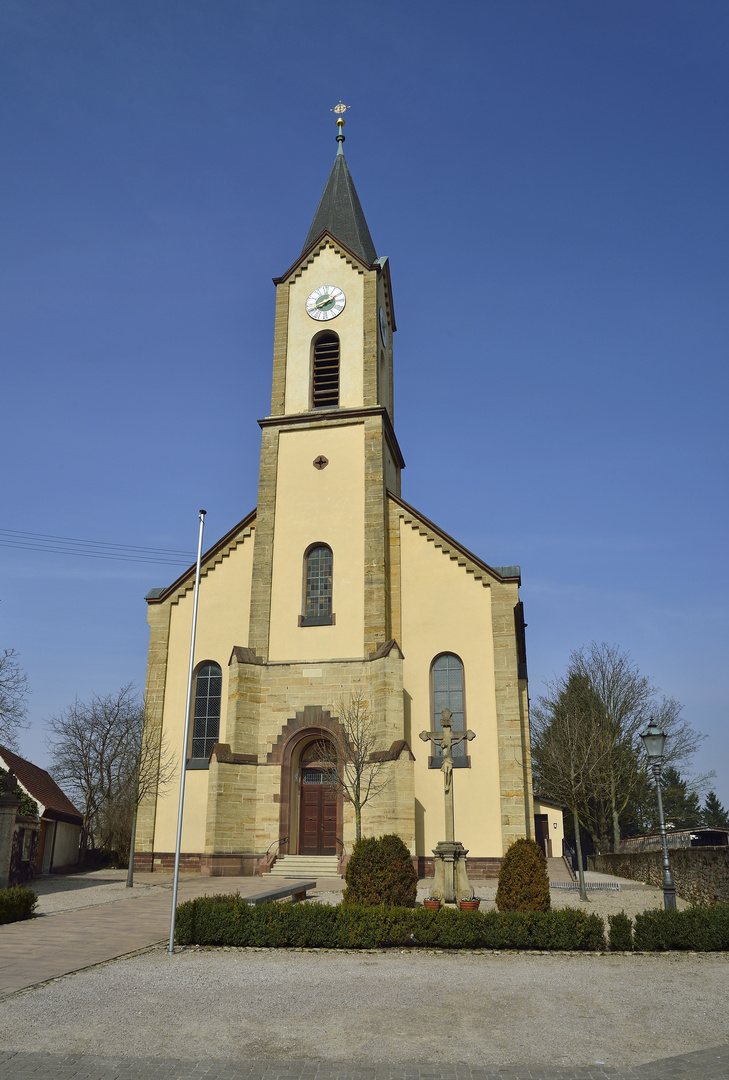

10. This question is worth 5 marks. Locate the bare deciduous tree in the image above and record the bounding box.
[533,643,708,855]
[0,648,31,750]
[45,683,174,872]
[318,693,391,842]
[571,643,707,851]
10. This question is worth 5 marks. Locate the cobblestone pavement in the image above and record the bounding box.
[0,1046,727,1080]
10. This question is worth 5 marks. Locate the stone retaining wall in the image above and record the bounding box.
[592,847,729,905]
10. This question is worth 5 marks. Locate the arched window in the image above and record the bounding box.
[430,653,468,767]
[301,544,333,626]
[190,662,222,762]
[312,333,339,408]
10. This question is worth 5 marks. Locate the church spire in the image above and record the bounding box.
[302,108,378,265]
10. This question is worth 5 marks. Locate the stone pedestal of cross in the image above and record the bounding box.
[419,708,476,903]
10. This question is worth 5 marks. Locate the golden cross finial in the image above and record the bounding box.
[331,102,349,149]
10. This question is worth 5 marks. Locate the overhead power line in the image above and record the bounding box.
[0,528,196,567]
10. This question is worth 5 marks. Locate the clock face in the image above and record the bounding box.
[379,306,388,348]
[305,285,346,321]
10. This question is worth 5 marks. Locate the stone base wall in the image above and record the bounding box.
[592,848,729,905]
[134,851,503,881]
[134,852,264,876]
[416,856,503,880]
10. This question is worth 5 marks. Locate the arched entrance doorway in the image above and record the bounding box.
[298,740,338,856]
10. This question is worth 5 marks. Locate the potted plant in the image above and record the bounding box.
[423,897,441,911]
[458,896,480,911]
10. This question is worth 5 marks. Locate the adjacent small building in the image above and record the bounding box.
[0,745,83,878]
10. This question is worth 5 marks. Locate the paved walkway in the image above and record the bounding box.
[0,872,342,998]
[0,1046,727,1080]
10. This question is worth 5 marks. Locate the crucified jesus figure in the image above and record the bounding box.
[420,708,476,842]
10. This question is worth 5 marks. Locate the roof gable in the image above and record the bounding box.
[388,492,521,586]
[0,745,82,823]
[145,508,256,606]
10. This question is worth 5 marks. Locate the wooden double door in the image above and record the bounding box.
[299,768,337,855]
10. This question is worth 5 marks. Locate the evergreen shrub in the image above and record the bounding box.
[495,838,550,912]
[342,834,418,907]
[0,885,38,925]
[174,895,606,950]
[633,905,729,951]
[607,911,634,951]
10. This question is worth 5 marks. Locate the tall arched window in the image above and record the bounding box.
[190,662,222,762]
[301,544,333,626]
[312,332,339,408]
[430,653,468,766]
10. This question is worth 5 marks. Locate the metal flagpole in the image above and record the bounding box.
[168,509,206,954]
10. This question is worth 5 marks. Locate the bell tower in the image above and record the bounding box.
[248,111,404,663]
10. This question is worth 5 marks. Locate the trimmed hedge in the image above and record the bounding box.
[607,911,633,951]
[496,838,550,913]
[633,905,729,951]
[0,885,38,925]
[174,895,605,951]
[343,834,418,907]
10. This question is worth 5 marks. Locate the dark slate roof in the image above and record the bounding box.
[303,148,377,265]
[0,745,83,824]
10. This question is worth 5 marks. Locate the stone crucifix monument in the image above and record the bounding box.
[419,708,476,903]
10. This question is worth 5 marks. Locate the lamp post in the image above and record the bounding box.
[640,721,677,911]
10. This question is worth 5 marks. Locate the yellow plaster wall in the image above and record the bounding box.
[284,246,366,414]
[533,798,565,857]
[268,423,365,661]
[151,537,255,853]
[398,523,504,857]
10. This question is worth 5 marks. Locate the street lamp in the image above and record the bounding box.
[640,721,677,910]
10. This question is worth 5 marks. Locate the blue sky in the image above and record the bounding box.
[2,1,728,804]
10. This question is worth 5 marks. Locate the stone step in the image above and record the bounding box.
[267,855,341,878]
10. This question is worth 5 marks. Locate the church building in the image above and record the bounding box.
[136,117,534,877]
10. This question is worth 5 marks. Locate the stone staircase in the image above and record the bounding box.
[267,854,341,879]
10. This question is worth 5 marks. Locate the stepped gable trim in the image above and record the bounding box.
[209,743,258,766]
[370,739,415,763]
[368,638,404,661]
[229,646,264,666]
[388,492,521,585]
[145,509,256,605]
[273,232,376,286]
[258,406,405,470]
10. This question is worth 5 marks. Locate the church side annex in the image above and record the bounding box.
[135,114,534,877]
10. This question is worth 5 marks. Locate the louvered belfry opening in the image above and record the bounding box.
[312,332,340,408]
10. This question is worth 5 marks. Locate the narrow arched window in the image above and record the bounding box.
[190,662,222,761]
[430,653,467,766]
[301,544,333,626]
[312,333,339,408]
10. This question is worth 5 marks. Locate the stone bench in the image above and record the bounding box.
[244,880,316,906]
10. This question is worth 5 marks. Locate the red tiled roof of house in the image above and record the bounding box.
[0,745,83,824]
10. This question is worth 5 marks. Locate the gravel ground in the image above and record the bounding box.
[31,870,168,916]
[0,947,725,1068]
